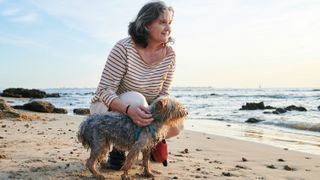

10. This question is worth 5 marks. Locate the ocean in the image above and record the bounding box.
[5,87,320,155]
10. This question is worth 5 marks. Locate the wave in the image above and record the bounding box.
[228,95,307,99]
[263,121,320,132]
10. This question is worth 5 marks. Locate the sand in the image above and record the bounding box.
[1,110,320,179]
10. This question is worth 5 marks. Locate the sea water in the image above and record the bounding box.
[5,87,320,155]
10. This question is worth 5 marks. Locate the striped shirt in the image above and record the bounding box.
[91,37,176,107]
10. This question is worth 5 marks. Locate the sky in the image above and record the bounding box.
[0,0,320,89]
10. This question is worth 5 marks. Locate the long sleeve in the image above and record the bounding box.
[95,41,127,107]
[159,56,176,96]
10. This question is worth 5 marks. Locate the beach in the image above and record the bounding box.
[1,99,320,179]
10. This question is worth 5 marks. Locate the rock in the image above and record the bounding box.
[1,88,60,98]
[267,164,277,169]
[53,108,68,114]
[242,157,247,162]
[272,108,287,114]
[284,165,295,171]
[222,172,232,176]
[23,101,55,113]
[46,93,60,98]
[265,105,276,109]
[245,118,264,123]
[0,154,6,159]
[1,88,46,98]
[73,108,90,115]
[0,99,21,119]
[0,99,40,120]
[240,102,265,110]
[318,106,320,111]
[285,105,307,111]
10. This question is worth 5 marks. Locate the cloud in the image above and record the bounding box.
[29,0,147,43]
[9,12,39,23]
[0,34,42,48]
[1,8,21,16]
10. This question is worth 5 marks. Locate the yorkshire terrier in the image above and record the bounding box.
[77,96,188,179]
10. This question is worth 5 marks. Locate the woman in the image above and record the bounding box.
[90,1,183,170]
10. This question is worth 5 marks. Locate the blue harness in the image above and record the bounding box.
[134,125,157,143]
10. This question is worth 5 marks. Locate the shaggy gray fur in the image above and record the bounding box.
[77,96,188,179]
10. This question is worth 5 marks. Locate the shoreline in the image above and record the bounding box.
[1,112,320,179]
[185,119,320,156]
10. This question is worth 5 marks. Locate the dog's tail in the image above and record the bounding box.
[77,118,90,149]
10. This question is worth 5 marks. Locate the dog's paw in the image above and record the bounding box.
[141,170,154,178]
[93,174,106,180]
[151,169,162,175]
[121,174,133,180]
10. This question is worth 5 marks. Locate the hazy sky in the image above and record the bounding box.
[1,0,319,89]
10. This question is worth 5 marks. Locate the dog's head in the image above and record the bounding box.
[150,96,188,127]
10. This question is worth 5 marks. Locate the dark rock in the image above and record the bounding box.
[240,102,265,110]
[284,165,295,171]
[73,108,90,115]
[245,118,264,123]
[210,93,217,96]
[23,101,55,113]
[285,105,307,112]
[267,164,277,169]
[46,93,60,98]
[318,106,320,111]
[265,105,276,109]
[263,111,273,114]
[272,108,287,114]
[1,88,60,98]
[1,88,46,98]
[12,105,24,110]
[222,172,232,176]
[53,108,68,114]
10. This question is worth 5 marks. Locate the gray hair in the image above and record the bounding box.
[128,1,174,48]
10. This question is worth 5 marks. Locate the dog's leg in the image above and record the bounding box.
[86,142,105,179]
[120,141,144,180]
[141,149,154,177]
[99,141,110,168]
[98,141,110,163]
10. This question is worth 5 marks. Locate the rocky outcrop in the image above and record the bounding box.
[0,88,60,98]
[240,102,275,110]
[245,118,264,123]
[272,108,287,114]
[0,99,40,120]
[53,108,68,114]
[73,108,90,115]
[23,101,55,113]
[13,101,67,114]
[285,105,307,112]
[0,99,21,119]
[318,106,320,111]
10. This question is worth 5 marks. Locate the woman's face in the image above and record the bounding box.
[147,9,173,44]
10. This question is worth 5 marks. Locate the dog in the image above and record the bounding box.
[77,96,188,179]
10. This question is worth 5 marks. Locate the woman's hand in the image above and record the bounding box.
[127,105,154,127]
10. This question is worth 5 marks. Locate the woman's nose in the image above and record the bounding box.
[165,24,171,32]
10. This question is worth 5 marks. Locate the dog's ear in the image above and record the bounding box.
[156,99,167,113]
